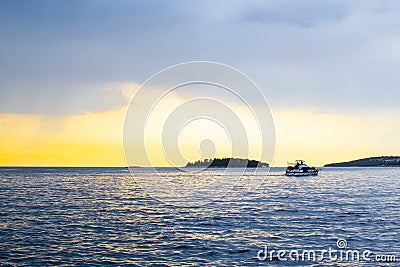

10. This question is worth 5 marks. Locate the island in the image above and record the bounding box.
[185,158,269,168]
[324,156,400,167]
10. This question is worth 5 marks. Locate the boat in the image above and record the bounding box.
[285,160,319,176]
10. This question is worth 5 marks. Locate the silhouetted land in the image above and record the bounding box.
[185,158,269,168]
[324,156,400,167]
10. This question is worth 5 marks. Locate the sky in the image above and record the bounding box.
[0,0,399,166]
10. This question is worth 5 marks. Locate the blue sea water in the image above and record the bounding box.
[0,167,399,266]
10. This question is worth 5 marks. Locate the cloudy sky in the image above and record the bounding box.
[1,0,399,166]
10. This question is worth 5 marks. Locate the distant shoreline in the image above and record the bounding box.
[185,158,269,168]
[1,155,399,168]
[324,156,400,167]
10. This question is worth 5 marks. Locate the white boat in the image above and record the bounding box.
[286,160,319,176]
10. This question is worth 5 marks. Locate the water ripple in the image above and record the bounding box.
[0,167,399,266]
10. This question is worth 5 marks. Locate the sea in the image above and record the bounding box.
[0,167,399,266]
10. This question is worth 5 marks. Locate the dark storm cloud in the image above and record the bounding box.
[239,0,354,28]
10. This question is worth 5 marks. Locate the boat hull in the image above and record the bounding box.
[285,170,319,176]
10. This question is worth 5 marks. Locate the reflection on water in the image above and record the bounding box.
[0,167,399,266]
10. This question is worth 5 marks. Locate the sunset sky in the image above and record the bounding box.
[1,0,399,167]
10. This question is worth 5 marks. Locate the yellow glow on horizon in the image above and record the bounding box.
[0,105,398,167]
[0,108,126,166]
[272,108,400,166]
